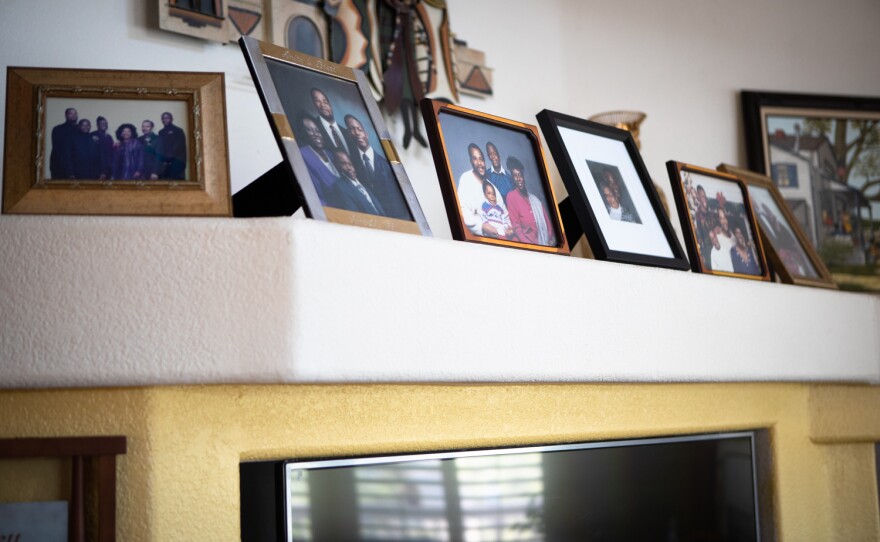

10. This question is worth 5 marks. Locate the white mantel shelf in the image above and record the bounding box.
[0,215,878,388]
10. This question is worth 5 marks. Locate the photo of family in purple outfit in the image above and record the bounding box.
[44,98,189,183]
[438,112,560,248]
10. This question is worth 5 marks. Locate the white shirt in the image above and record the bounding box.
[319,116,349,153]
[456,170,505,236]
[359,146,375,172]
[711,231,736,272]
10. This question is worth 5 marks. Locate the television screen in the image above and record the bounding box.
[241,432,763,542]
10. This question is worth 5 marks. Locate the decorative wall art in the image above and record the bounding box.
[667,161,770,281]
[421,99,569,254]
[158,0,489,149]
[718,164,837,289]
[240,37,431,234]
[537,110,688,270]
[2,67,231,216]
[159,0,270,43]
[742,90,880,288]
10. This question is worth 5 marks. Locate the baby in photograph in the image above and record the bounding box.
[478,181,512,239]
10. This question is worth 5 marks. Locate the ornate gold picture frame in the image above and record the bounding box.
[2,67,230,216]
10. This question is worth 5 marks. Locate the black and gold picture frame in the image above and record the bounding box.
[239,36,431,236]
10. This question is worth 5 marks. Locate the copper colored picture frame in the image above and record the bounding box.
[718,163,837,289]
[667,161,770,281]
[420,98,569,255]
[2,67,231,216]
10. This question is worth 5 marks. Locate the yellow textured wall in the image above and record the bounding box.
[0,383,878,541]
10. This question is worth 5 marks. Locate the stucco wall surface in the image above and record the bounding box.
[1,215,878,387]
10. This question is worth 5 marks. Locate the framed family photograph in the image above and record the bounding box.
[742,90,880,286]
[239,36,430,236]
[667,161,770,281]
[420,99,569,254]
[718,164,837,289]
[3,67,230,216]
[536,109,688,270]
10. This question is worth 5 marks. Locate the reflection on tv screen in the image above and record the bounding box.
[283,433,759,541]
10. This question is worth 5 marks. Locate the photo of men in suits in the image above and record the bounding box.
[264,61,416,221]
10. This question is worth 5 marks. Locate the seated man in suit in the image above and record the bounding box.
[344,114,411,220]
[330,149,385,217]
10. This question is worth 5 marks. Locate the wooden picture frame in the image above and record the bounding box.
[742,90,880,272]
[718,164,837,289]
[667,161,770,280]
[239,36,431,236]
[537,109,689,270]
[2,67,231,216]
[420,98,569,254]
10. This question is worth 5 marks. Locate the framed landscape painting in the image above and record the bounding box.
[742,90,880,290]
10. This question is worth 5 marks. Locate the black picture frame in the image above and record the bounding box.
[420,99,570,255]
[667,161,771,281]
[238,36,431,236]
[536,109,689,270]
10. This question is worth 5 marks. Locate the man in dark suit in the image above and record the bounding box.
[156,112,187,180]
[92,116,114,180]
[330,149,385,217]
[50,107,79,179]
[70,119,104,180]
[139,120,161,180]
[343,114,411,220]
[310,88,351,155]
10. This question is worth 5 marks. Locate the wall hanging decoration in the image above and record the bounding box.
[158,0,484,150]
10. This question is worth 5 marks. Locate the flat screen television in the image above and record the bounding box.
[241,431,768,542]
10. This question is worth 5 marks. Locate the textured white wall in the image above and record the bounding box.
[1,0,879,239]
